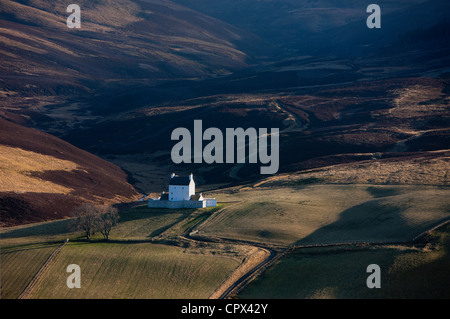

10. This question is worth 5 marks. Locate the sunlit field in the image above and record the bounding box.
[239,224,450,299]
[205,185,450,246]
[28,241,239,299]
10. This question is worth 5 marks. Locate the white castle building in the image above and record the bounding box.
[148,173,217,209]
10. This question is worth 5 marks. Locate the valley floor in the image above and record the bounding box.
[1,184,449,299]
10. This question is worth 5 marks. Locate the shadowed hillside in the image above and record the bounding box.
[0,112,139,226]
[61,75,450,191]
[0,0,259,116]
[173,0,448,56]
[1,0,449,221]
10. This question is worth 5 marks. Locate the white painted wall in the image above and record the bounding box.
[204,198,217,207]
[189,177,195,198]
[169,185,190,201]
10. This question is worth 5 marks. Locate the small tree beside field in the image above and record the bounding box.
[71,203,120,241]
[98,206,119,241]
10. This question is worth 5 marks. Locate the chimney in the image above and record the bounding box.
[171,173,175,179]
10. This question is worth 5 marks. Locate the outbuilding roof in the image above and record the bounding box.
[160,192,169,201]
[190,194,202,201]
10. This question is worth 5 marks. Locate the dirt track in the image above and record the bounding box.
[18,239,69,299]
[181,206,450,299]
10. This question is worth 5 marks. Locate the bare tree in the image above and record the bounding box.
[71,203,101,241]
[98,206,119,241]
[71,203,120,241]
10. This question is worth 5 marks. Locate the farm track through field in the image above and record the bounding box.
[177,202,288,299]
[215,247,279,299]
[182,209,450,299]
[180,233,283,299]
[14,207,450,299]
[18,238,69,299]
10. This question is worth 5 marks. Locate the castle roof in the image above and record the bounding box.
[169,175,192,186]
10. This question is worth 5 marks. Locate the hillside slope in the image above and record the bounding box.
[173,0,436,56]
[1,0,448,203]
[60,75,450,190]
[0,112,139,227]
[0,0,257,115]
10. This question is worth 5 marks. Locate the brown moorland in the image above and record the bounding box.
[0,113,139,227]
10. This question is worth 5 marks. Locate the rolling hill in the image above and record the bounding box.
[0,111,139,226]
[1,0,449,221]
[0,0,259,119]
[59,74,450,192]
[1,0,449,302]
[173,0,443,56]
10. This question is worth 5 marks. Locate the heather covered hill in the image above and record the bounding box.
[61,75,450,190]
[0,0,252,79]
[173,0,441,56]
[0,0,258,115]
[0,0,449,301]
[0,113,139,226]
[1,0,449,220]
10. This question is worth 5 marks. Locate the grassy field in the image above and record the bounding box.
[239,224,450,299]
[0,219,76,247]
[1,242,61,299]
[203,185,450,246]
[2,184,449,299]
[27,241,239,299]
[0,205,209,245]
[108,206,194,240]
[110,205,224,240]
[0,205,241,299]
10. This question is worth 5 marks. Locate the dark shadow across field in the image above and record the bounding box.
[0,219,72,240]
[240,224,450,299]
[295,193,449,246]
